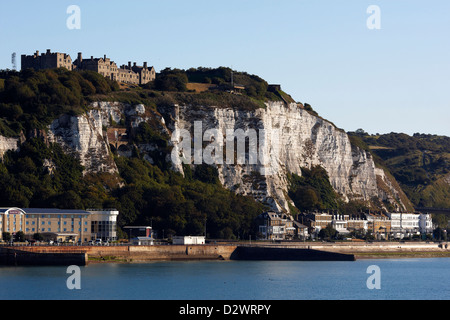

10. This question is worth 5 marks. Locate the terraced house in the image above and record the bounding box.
[0,208,118,243]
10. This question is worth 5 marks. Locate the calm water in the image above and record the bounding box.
[0,258,449,300]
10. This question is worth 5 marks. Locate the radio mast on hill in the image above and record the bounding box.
[11,52,17,71]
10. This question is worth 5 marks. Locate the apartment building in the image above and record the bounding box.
[387,212,433,236]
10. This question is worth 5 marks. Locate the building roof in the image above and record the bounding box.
[124,226,152,229]
[293,221,308,229]
[23,208,89,215]
[0,208,89,215]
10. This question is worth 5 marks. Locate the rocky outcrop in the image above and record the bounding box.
[46,101,169,175]
[47,109,118,175]
[0,136,19,159]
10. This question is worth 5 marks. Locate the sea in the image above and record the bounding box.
[0,258,449,301]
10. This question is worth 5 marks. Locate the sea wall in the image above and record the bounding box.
[2,245,239,263]
[230,246,355,261]
[2,242,447,265]
[0,248,87,266]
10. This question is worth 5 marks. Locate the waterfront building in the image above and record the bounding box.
[304,212,333,233]
[123,226,154,245]
[0,207,118,242]
[419,213,434,234]
[0,208,26,238]
[346,216,368,233]
[331,214,350,234]
[293,221,309,240]
[172,236,206,245]
[387,212,433,237]
[365,213,391,239]
[257,212,296,240]
[88,209,119,242]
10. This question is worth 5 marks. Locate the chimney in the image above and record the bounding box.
[91,56,94,60]
[46,49,51,54]
[143,62,148,68]
[104,54,107,60]
[77,52,83,63]
[128,61,131,69]
[133,62,137,67]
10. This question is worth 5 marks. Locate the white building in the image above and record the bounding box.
[331,214,350,234]
[173,236,206,245]
[419,213,434,234]
[387,212,433,236]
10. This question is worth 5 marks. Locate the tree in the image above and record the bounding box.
[318,224,337,240]
[2,232,11,242]
[33,233,44,241]
[15,231,25,242]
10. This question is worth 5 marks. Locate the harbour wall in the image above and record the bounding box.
[0,248,87,266]
[0,245,238,265]
[1,242,448,265]
[230,246,355,261]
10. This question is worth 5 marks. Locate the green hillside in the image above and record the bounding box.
[349,130,450,208]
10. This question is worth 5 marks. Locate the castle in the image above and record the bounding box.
[21,49,155,85]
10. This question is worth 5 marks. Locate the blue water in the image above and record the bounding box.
[0,258,449,300]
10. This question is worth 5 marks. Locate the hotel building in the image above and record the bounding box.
[0,208,118,242]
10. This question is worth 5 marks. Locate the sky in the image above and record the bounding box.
[0,0,449,136]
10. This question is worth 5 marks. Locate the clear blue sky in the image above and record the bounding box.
[1,0,449,136]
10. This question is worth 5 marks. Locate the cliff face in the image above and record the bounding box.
[46,101,169,175]
[0,100,411,213]
[165,101,411,212]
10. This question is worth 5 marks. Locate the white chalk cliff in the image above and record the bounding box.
[165,101,411,212]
